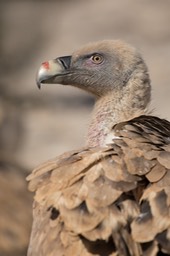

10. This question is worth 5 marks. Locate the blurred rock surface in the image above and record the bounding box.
[0,160,32,256]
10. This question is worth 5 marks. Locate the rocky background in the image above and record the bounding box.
[0,0,170,255]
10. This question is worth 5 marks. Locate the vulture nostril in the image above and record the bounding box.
[58,56,71,69]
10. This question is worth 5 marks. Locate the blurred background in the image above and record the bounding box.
[0,0,170,255]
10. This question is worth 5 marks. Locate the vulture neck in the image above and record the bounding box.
[86,91,149,147]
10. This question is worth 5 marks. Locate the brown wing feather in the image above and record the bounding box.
[27,115,170,256]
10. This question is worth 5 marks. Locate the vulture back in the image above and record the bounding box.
[27,115,170,256]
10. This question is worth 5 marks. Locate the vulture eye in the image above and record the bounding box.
[90,54,103,64]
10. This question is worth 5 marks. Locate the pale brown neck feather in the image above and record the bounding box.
[86,91,149,147]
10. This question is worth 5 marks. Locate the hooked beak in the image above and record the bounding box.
[36,56,71,89]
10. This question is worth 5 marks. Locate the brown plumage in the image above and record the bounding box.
[27,40,170,256]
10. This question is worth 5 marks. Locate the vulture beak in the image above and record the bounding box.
[36,56,71,89]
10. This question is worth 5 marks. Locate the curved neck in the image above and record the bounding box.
[86,91,149,147]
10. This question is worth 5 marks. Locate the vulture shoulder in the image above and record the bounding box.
[27,115,170,256]
[27,40,170,256]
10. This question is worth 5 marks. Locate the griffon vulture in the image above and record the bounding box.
[27,40,170,256]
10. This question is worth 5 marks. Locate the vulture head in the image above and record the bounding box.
[36,40,151,146]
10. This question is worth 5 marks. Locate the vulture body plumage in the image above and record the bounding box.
[27,40,170,256]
